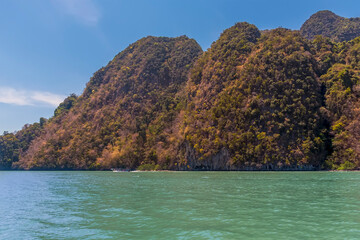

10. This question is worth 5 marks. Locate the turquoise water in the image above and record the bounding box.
[0,171,359,239]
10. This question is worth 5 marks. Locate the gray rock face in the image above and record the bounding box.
[174,142,319,171]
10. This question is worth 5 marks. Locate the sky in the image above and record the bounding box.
[1,0,360,133]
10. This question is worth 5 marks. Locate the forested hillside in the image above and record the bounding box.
[183,26,327,170]
[3,36,203,170]
[1,10,360,170]
[300,10,360,42]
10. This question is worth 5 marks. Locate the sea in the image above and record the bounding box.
[0,171,359,239]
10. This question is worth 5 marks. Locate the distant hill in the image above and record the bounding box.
[300,10,360,42]
[2,11,360,170]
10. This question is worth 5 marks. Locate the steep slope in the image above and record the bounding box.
[3,12,360,171]
[300,10,360,42]
[321,37,360,169]
[16,36,202,170]
[181,27,328,170]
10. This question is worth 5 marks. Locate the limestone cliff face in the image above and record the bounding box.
[177,142,318,171]
[179,142,231,170]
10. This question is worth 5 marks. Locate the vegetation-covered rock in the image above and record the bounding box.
[0,119,45,169]
[301,10,360,42]
[2,11,360,170]
[321,37,360,169]
[15,36,202,170]
[183,28,328,170]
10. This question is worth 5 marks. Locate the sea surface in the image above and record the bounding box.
[0,171,359,239]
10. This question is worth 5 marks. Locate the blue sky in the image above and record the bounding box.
[1,0,360,133]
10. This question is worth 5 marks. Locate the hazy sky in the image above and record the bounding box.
[1,0,359,133]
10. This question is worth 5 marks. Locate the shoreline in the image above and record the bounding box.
[1,169,359,172]
[128,170,360,172]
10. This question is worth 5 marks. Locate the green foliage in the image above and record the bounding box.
[137,163,161,171]
[185,28,328,170]
[0,133,19,169]
[322,38,360,170]
[301,10,360,42]
[15,36,202,170]
[54,94,78,117]
[3,15,360,171]
[0,120,45,169]
[338,160,356,170]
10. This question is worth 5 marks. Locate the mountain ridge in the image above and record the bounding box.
[300,10,360,42]
[2,11,360,170]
